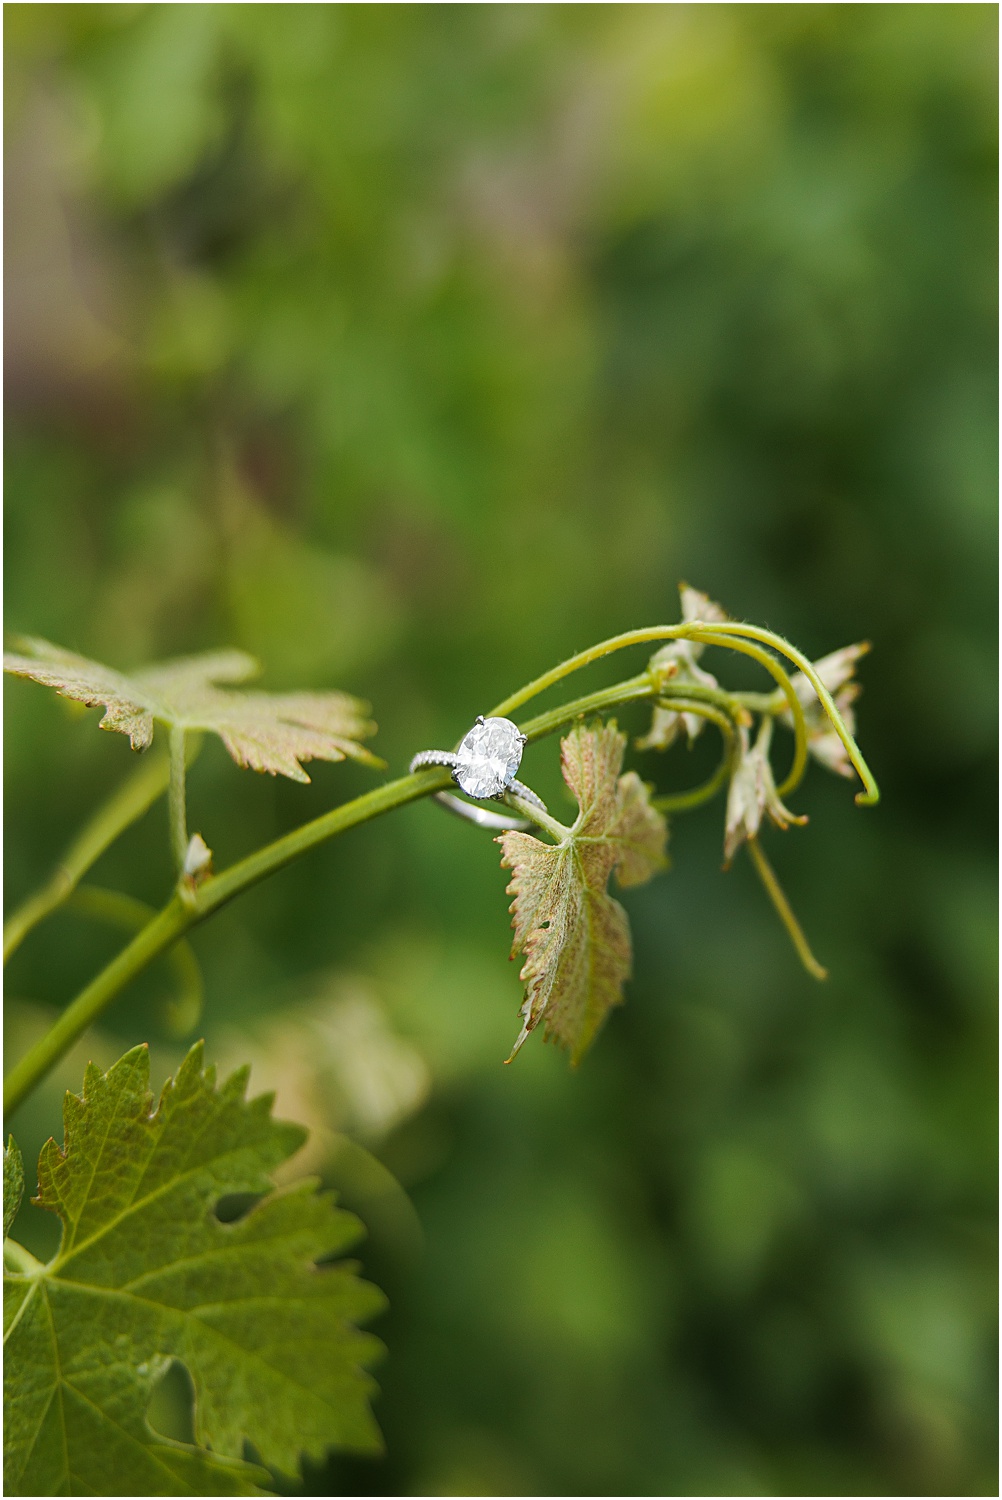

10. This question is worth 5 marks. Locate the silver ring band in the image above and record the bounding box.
[409,749,459,773]
[506,778,547,813]
[432,792,531,831]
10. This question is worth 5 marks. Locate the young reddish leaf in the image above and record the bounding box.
[498,723,667,1065]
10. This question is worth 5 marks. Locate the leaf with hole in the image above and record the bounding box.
[3,1044,386,1495]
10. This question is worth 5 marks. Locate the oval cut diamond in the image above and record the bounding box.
[454,717,524,799]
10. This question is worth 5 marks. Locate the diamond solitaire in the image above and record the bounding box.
[409,715,546,828]
[454,716,525,799]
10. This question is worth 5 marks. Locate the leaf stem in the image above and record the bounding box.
[3,753,173,964]
[503,792,572,843]
[168,727,189,873]
[3,1237,44,1276]
[745,836,828,981]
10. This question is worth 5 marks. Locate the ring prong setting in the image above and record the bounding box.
[453,716,526,799]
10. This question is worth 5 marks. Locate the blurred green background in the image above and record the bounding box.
[4,5,997,1495]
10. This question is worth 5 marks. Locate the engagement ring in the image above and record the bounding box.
[410,715,547,830]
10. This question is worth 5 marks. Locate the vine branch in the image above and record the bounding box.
[4,627,877,1119]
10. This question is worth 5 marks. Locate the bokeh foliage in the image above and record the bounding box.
[4,5,996,1495]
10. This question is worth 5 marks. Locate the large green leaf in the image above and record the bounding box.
[3,1044,386,1495]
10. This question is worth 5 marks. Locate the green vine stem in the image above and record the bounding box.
[523,683,742,816]
[3,898,191,1118]
[518,674,655,742]
[518,674,742,744]
[3,752,173,963]
[732,690,789,714]
[3,638,877,1119]
[5,678,658,1114]
[488,620,878,805]
[490,626,694,718]
[746,836,829,981]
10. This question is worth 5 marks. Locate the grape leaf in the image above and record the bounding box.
[4,1136,24,1240]
[2,638,382,782]
[3,1043,386,1496]
[498,723,668,1065]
